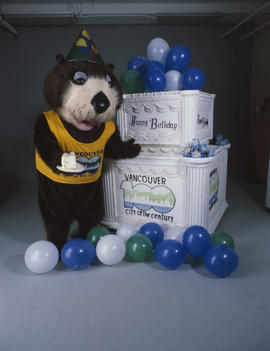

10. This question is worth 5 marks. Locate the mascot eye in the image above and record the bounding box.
[73,71,88,85]
[106,74,113,87]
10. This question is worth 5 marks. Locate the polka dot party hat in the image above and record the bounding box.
[66,29,104,64]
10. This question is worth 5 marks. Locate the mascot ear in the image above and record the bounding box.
[56,54,65,64]
[106,63,114,72]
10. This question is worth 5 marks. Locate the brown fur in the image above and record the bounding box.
[43,59,122,110]
[34,57,140,252]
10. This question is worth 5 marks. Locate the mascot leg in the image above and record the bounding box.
[44,221,70,252]
[74,179,104,237]
[77,215,100,238]
[38,190,73,252]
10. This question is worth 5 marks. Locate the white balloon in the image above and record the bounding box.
[164,70,183,91]
[24,240,59,273]
[164,226,185,243]
[96,234,126,265]
[147,38,169,64]
[116,223,137,242]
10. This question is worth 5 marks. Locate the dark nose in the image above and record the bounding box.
[91,91,110,114]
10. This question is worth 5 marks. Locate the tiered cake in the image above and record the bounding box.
[101,90,229,233]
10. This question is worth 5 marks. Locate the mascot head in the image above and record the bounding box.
[43,29,123,131]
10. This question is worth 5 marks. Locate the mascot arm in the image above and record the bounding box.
[33,113,62,172]
[104,127,141,159]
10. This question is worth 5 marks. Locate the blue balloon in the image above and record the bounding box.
[139,222,164,248]
[147,60,165,73]
[144,69,166,92]
[61,238,96,270]
[182,68,205,90]
[138,60,165,76]
[137,63,148,76]
[183,225,211,259]
[155,240,186,269]
[204,245,239,277]
[165,45,191,72]
[127,56,148,72]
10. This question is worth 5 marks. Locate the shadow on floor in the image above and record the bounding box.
[232,177,267,209]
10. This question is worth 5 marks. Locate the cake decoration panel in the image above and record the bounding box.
[117,90,215,151]
[102,145,229,233]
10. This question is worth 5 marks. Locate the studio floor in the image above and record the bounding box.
[0,176,270,351]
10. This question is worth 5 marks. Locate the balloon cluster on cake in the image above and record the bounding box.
[24,223,239,278]
[120,38,205,94]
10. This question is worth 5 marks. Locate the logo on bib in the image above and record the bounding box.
[76,155,101,174]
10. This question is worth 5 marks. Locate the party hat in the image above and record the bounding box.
[66,29,104,64]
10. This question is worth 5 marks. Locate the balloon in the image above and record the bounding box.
[147,60,165,73]
[204,245,239,277]
[96,234,126,265]
[137,62,149,76]
[138,60,165,77]
[61,239,96,270]
[182,68,205,90]
[139,222,164,248]
[144,69,166,93]
[24,240,59,274]
[165,45,191,72]
[87,225,109,247]
[126,234,153,262]
[155,240,186,269]
[147,38,170,64]
[164,70,183,91]
[119,70,145,94]
[210,232,235,249]
[127,56,148,72]
[164,226,185,243]
[183,225,211,259]
[116,223,137,242]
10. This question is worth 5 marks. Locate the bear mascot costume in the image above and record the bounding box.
[34,29,140,252]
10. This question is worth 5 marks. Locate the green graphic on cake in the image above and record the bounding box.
[209,168,219,210]
[120,181,176,213]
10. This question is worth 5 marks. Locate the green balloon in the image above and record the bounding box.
[126,234,153,262]
[87,225,109,247]
[210,232,235,249]
[119,69,145,94]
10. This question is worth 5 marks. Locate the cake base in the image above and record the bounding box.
[102,145,230,233]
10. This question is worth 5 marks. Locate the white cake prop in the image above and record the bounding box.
[57,152,85,173]
[102,144,230,234]
[101,88,228,233]
[117,90,215,155]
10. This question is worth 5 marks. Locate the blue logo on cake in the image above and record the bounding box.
[120,181,175,214]
[76,155,101,174]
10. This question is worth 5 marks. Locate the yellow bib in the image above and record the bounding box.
[35,111,115,184]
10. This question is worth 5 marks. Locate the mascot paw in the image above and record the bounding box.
[124,139,141,158]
